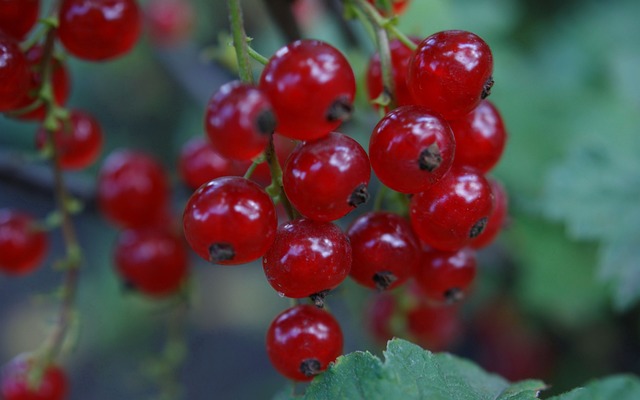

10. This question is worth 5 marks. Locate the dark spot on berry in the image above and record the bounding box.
[418,143,442,172]
[469,217,488,238]
[326,96,353,122]
[256,109,277,135]
[481,76,494,99]
[444,287,464,303]
[300,358,322,377]
[348,184,369,207]
[310,290,330,308]
[373,271,397,291]
[208,242,235,264]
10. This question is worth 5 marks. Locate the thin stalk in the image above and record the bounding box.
[227,0,254,84]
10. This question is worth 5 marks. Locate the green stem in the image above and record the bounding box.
[247,45,269,65]
[227,0,254,84]
[373,184,388,211]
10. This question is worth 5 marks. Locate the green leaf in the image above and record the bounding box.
[299,338,545,400]
[549,375,640,400]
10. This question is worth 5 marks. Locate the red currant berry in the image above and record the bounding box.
[114,228,188,296]
[283,132,370,222]
[144,0,194,47]
[0,355,68,400]
[366,37,420,110]
[266,304,343,381]
[347,212,420,290]
[471,177,508,248]
[365,292,396,344]
[178,136,243,190]
[183,176,277,265]
[0,0,40,41]
[450,100,506,173]
[410,166,494,251]
[11,45,71,121]
[366,0,411,16]
[0,209,48,275]
[259,39,356,140]
[262,218,351,303]
[414,246,477,303]
[58,0,141,61]
[97,150,170,229]
[406,302,461,352]
[35,110,103,170]
[369,105,455,194]
[0,35,30,112]
[204,81,275,161]
[408,30,493,120]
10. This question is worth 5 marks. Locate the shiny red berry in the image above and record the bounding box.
[471,177,508,248]
[0,355,68,400]
[283,132,370,222]
[262,218,351,301]
[97,150,170,229]
[0,209,48,275]
[414,246,477,303]
[266,304,343,381]
[178,136,243,190]
[58,0,141,61]
[144,0,194,47]
[35,110,103,170]
[450,100,506,173]
[0,35,30,112]
[408,30,493,120]
[259,39,356,140]
[183,176,277,265]
[410,166,494,251]
[369,105,455,194]
[204,81,275,161]
[347,212,420,290]
[0,0,40,41]
[114,228,189,296]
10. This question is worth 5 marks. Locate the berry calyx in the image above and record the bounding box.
[266,304,343,381]
[182,176,277,265]
[0,355,68,400]
[471,177,508,248]
[0,209,48,275]
[414,246,477,303]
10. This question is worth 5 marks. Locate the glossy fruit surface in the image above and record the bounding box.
[408,30,493,120]
[369,105,455,194]
[471,177,508,248]
[283,132,370,222]
[414,246,477,303]
[0,355,68,400]
[58,0,141,61]
[262,218,351,298]
[0,35,30,112]
[259,39,356,140]
[183,176,277,265]
[97,150,170,228]
[204,81,274,160]
[450,100,506,173]
[178,136,242,190]
[266,305,343,381]
[0,209,47,275]
[114,228,188,296]
[347,212,420,290]
[410,166,494,251]
[0,0,40,40]
[145,0,194,46]
[35,110,103,170]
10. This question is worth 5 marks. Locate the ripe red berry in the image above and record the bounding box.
[410,166,494,251]
[262,218,351,302]
[144,0,194,47]
[35,110,103,170]
[414,246,477,303]
[114,228,189,296]
[58,0,141,61]
[366,37,420,110]
[365,292,396,344]
[369,105,456,194]
[183,176,277,265]
[266,304,343,381]
[408,30,493,120]
[259,39,356,140]
[97,150,170,229]
[204,81,275,161]
[10,45,71,121]
[365,0,411,15]
[0,209,48,275]
[283,132,370,222]
[347,212,420,290]
[450,100,506,173]
[406,302,461,352]
[471,177,508,248]
[0,355,68,400]
[0,35,30,112]
[0,0,40,41]
[178,136,243,190]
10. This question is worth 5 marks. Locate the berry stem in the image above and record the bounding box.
[227,0,254,84]
[246,44,269,65]
[264,135,298,220]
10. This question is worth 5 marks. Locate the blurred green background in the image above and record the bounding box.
[1,0,640,398]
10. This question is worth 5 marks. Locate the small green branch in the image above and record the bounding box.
[247,44,269,65]
[227,0,254,84]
